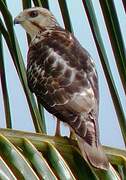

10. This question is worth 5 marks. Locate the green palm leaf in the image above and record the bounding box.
[0,128,123,179]
[0,34,12,128]
[100,1,126,94]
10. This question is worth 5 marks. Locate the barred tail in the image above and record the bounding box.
[76,135,109,170]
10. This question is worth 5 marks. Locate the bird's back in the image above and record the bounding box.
[27,27,109,169]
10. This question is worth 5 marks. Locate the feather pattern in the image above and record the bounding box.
[27,26,109,169]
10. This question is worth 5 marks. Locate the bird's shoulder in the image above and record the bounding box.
[27,26,99,100]
[30,26,71,46]
[28,26,95,73]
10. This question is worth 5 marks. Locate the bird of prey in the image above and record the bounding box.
[14,7,109,170]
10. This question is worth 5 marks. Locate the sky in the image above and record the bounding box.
[0,0,126,149]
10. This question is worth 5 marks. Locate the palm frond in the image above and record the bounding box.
[0,129,123,179]
[99,0,126,95]
[0,34,12,128]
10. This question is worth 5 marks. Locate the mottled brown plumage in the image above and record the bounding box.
[14,7,109,170]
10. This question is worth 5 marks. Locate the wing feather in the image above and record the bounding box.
[27,27,109,169]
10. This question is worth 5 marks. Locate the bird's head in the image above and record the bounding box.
[14,7,58,38]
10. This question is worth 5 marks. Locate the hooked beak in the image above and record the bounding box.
[14,18,20,25]
[14,16,24,25]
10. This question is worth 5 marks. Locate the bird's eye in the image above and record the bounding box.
[29,11,38,18]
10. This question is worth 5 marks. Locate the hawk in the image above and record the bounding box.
[14,7,109,170]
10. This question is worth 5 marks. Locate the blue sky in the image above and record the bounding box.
[0,0,126,149]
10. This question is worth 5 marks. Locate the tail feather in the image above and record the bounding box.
[76,135,109,170]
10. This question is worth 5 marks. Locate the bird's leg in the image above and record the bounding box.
[55,118,61,136]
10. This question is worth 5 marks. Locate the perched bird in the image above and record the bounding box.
[14,7,109,170]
